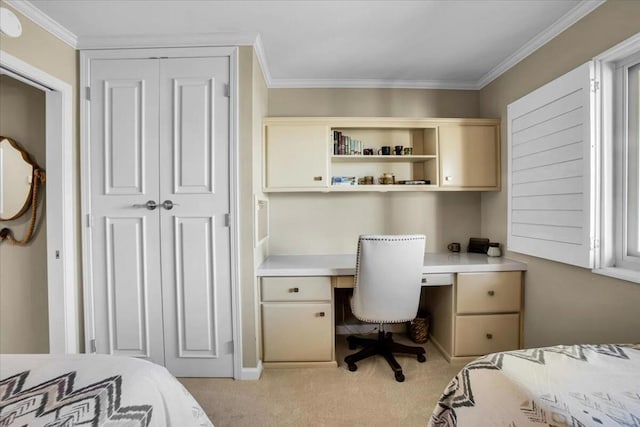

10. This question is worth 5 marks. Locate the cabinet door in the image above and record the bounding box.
[439,125,498,188]
[262,303,332,362]
[265,124,329,189]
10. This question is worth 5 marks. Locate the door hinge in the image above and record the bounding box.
[224,213,230,227]
[224,83,230,98]
[85,86,91,101]
[86,213,92,228]
[590,79,600,93]
[593,239,600,249]
[90,339,96,353]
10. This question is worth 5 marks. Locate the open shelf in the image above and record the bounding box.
[329,184,439,192]
[331,155,437,163]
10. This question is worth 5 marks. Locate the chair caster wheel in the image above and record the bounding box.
[417,354,426,363]
[395,371,405,382]
[348,363,358,372]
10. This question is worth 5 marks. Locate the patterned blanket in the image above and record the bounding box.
[429,344,640,427]
[0,354,213,427]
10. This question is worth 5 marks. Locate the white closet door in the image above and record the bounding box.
[89,59,165,364]
[158,57,234,377]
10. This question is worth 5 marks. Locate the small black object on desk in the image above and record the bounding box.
[468,237,490,254]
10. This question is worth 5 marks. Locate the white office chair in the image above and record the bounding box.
[345,234,427,382]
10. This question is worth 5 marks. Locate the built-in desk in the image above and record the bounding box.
[257,254,527,366]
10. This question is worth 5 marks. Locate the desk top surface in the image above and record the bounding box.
[257,253,527,277]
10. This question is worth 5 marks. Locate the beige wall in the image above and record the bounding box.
[0,75,48,353]
[0,1,79,352]
[479,0,640,347]
[269,88,479,118]
[238,47,269,368]
[267,88,483,254]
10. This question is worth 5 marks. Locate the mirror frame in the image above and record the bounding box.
[0,136,39,221]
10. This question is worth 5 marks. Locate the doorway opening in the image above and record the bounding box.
[0,51,78,353]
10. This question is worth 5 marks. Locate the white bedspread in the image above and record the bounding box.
[0,354,213,427]
[429,344,640,427]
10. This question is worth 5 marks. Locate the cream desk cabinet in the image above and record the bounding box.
[263,117,500,192]
[257,254,526,367]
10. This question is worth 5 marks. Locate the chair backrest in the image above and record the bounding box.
[351,235,426,323]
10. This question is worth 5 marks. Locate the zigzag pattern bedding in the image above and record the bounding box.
[0,354,213,427]
[429,344,640,427]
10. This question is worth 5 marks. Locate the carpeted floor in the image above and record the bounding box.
[180,335,467,427]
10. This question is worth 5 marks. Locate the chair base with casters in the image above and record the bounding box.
[344,327,426,382]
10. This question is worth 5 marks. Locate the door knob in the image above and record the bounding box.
[133,200,158,210]
[161,200,180,210]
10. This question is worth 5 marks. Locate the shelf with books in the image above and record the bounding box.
[331,127,437,158]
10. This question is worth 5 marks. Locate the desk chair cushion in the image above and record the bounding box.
[350,235,426,324]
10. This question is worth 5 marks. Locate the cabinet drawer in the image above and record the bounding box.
[457,272,521,314]
[262,303,333,362]
[261,276,331,302]
[454,314,520,356]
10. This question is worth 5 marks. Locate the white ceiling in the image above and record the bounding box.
[15,0,603,89]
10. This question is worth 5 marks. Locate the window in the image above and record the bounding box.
[505,32,640,282]
[594,33,640,283]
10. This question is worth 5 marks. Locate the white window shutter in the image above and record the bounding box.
[507,61,597,268]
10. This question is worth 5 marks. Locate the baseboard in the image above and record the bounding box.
[335,323,406,335]
[237,360,263,380]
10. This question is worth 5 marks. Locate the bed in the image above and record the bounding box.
[0,354,213,426]
[429,344,640,427]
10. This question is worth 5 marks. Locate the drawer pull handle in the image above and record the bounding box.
[318,312,326,317]
[487,290,495,296]
[290,287,299,293]
[313,176,323,181]
[486,333,493,340]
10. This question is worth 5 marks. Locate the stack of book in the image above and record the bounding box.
[333,131,363,155]
[331,176,357,186]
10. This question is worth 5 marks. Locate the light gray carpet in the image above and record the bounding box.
[180,336,466,427]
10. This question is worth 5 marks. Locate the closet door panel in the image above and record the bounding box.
[89,58,165,365]
[173,77,214,193]
[104,80,145,194]
[105,217,153,357]
[174,217,217,356]
[159,56,233,377]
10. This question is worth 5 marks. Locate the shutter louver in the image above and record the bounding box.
[507,62,596,268]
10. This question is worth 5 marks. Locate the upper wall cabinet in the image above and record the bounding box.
[263,117,500,192]
[265,122,330,189]
[439,125,499,188]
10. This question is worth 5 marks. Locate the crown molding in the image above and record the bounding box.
[476,0,605,89]
[268,78,478,90]
[253,33,273,87]
[77,32,259,50]
[5,0,77,48]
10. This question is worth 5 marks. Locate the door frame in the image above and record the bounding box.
[0,50,78,353]
[80,47,242,378]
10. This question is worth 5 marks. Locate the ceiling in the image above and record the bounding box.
[15,0,603,89]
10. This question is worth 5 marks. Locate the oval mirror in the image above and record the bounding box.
[0,136,36,221]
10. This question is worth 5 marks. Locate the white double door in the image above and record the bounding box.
[88,54,233,377]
